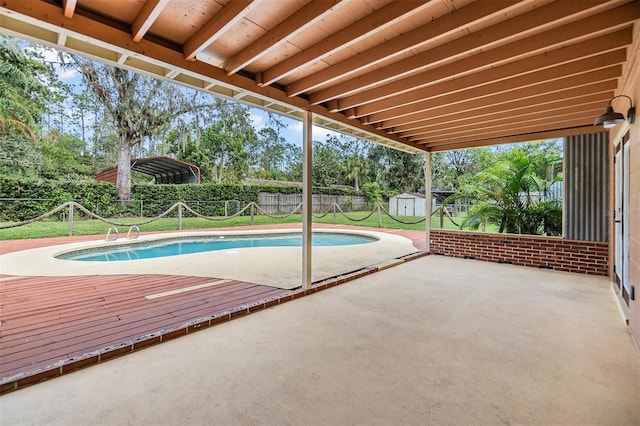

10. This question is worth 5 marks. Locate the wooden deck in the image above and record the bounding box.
[0,225,426,393]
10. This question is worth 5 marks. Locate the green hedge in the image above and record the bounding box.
[0,176,363,221]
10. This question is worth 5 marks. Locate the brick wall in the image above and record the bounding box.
[430,230,608,276]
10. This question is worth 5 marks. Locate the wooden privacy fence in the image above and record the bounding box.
[258,193,367,214]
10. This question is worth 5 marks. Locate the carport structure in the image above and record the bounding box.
[1,0,639,374]
[95,156,201,184]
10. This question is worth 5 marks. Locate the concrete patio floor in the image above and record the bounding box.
[1,255,638,425]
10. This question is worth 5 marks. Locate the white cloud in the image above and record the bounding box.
[250,112,265,130]
[27,45,79,81]
[313,126,340,141]
[288,121,303,133]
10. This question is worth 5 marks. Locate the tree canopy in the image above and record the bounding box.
[0,36,64,175]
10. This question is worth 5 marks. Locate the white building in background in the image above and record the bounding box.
[389,192,432,217]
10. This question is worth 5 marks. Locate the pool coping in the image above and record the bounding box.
[0,228,417,290]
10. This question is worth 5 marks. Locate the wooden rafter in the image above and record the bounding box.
[426,126,602,152]
[131,0,170,42]
[338,27,633,114]
[368,61,625,127]
[183,0,253,61]
[309,1,628,105]
[258,1,428,87]
[224,0,342,76]
[417,117,598,147]
[376,78,616,133]
[286,0,520,97]
[399,93,614,138]
[406,104,605,141]
[62,0,76,18]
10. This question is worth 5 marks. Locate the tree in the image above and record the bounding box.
[39,130,92,179]
[432,147,496,190]
[334,135,372,191]
[369,145,424,194]
[343,155,368,191]
[194,100,257,183]
[254,127,286,177]
[0,36,64,176]
[71,57,214,202]
[280,142,302,181]
[312,141,343,186]
[446,148,562,235]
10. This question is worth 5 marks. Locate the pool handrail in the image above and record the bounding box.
[105,226,119,242]
[126,225,140,240]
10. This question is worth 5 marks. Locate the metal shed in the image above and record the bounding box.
[389,192,428,217]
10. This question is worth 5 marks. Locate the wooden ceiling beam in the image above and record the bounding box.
[224,0,341,76]
[131,0,170,42]
[405,103,604,140]
[426,126,603,152]
[258,1,428,87]
[398,94,613,138]
[308,0,616,105]
[413,115,599,145]
[183,0,253,61]
[367,55,625,127]
[340,27,632,113]
[286,0,518,97]
[62,0,76,19]
[375,80,618,130]
[356,48,627,117]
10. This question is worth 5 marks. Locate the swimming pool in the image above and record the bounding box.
[1,228,417,289]
[58,232,377,262]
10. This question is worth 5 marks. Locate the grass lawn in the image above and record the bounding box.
[0,211,465,240]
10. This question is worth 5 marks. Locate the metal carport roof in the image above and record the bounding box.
[95,156,200,184]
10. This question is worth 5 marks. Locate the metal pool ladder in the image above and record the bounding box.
[105,226,119,241]
[126,225,140,240]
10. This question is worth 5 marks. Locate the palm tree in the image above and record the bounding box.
[445,149,562,235]
[344,155,369,191]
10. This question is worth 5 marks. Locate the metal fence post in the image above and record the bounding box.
[178,203,183,230]
[68,202,74,236]
[332,203,336,224]
[377,204,382,228]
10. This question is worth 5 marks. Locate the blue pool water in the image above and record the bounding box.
[59,233,376,262]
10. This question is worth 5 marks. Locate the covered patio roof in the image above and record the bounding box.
[1,0,637,152]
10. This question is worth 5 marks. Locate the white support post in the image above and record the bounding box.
[425,152,432,253]
[302,111,313,289]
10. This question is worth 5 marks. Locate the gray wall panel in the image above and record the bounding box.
[564,133,609,241]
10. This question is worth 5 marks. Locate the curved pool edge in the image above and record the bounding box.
[0,228,419,290]
[54,229,381,261]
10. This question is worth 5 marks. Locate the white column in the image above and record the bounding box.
[425,152,432,253]
[302,111,313,289]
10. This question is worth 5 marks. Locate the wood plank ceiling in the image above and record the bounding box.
[1,0,638,152]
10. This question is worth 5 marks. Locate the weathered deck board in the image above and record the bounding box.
[0,273,288,378]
